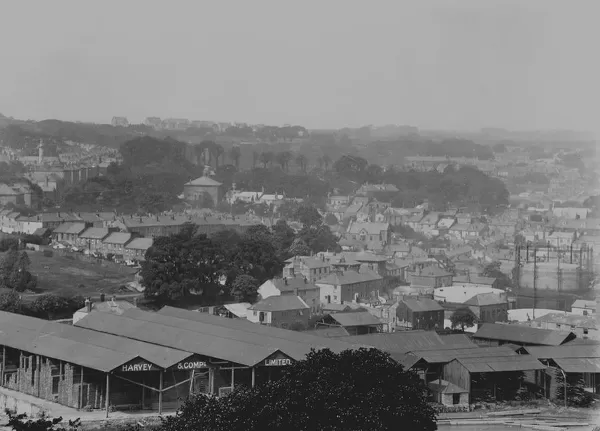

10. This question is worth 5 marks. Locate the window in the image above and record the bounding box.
[583,328,589,335]
[452,393,460,405]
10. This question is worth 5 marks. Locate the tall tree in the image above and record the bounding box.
[229,275,259,303]
[229,146,241,169]
[259,151,273,168]
[276,151,293,171]
[295,153,308,173]
[450,308,477,331]
[212,144,225,168]
[141,224,224,304]
[294,204,323,228]
[252,151,259,168]
[159,348,437,431]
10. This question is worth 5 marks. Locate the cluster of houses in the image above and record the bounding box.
[323,190,599,254]
[0,209,259,261]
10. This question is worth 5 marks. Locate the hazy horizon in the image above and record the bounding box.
[1,0,598,134]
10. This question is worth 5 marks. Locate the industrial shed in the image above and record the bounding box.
[519,345,600,400]
[74,307,365,409]
[0,311,195,416]
[443,355,546,403]
[473,323,576,347]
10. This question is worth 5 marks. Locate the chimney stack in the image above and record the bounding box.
[133,297,138,307]
[100,293,105,302]
[85,298,92,313]
[294,287,299,297]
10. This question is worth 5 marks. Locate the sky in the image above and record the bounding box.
[0,0,598,133]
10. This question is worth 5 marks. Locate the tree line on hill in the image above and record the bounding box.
[55,135,508,215]
[140,205,338,306]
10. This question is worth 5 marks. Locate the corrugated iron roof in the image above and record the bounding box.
[553,357,600,373]
[428,379,467,394]
[128,308,361,361]
[522,345,600,359]
[75,312,280,366]
[0,311,190,370]
[0,313,135,372]
[344,331,448,353]
[455,355,546,373]
[410,346,516,364]
[473,323,576,346]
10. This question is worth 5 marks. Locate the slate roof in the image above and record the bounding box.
[316,270,382,286]
[53,222,87,235]
[103,232,132,245]
[125,237,153,250]
[79,227,109,239]
[328,311,382,327]
[464,293,506,307]
[269,277,319,293]
[249,296,309,312]
[347,222,390,235]
[402,298,444,312]
[473,323,576,346]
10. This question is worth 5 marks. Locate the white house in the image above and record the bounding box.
[571,299,596,316]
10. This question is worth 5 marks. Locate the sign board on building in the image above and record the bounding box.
[120,362,155,372]
[177,360,209,370]
[262,351,293,367]
[172,354,212,371]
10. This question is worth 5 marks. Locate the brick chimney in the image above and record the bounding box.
[85,298,92,313]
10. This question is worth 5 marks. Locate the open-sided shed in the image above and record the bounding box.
[443,355,546,403]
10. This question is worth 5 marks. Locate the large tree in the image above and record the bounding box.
[229,275,260,303]
[159,348,437,431]
[141,224,225,304]
[450,307,477,331]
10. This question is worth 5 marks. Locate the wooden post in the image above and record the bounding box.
[1,345,6,387]
[158,370,164,415]
[251,367,256,388]
[79,366,84,409]
[36,356,41,397]
[189,370,195,395]
[231,367,235,390]
[141,377,145,409]
[208,368,215,394]
[105,373,110,418]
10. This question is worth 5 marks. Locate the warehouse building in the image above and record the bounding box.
[0,308,361,416]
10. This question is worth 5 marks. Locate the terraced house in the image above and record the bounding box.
[76,227,111,252]
[100,232,133,258]
[124,237,153,261]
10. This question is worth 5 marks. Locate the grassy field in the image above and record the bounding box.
[0,250,139,299]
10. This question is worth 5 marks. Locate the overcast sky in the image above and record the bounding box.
[0,0,598,133]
